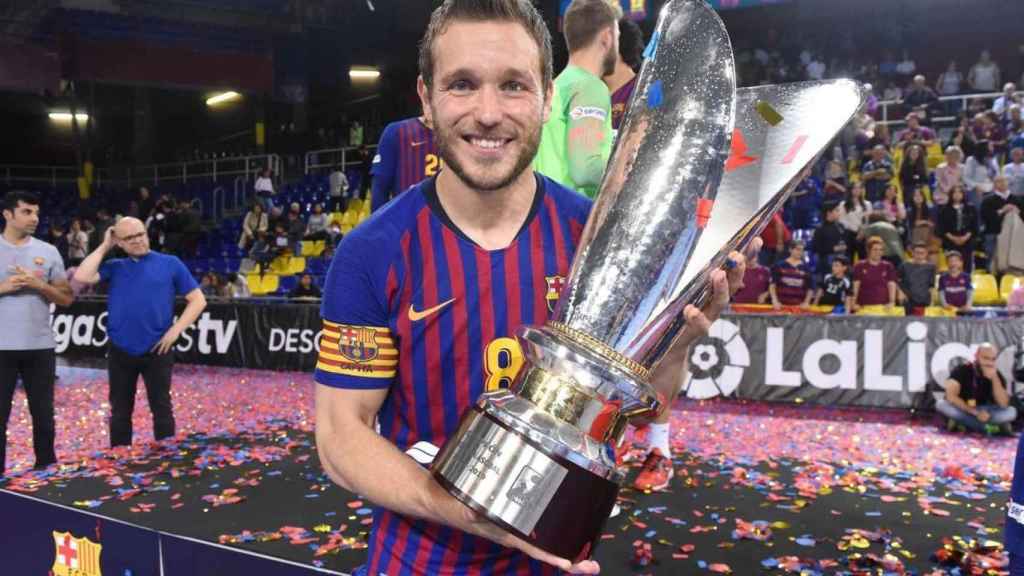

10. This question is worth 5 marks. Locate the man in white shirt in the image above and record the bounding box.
[968,50,1001,93]
[254,168,275,212]
[1004,146,1024,197]
[993,83,1020,118]
[328,166,349,213]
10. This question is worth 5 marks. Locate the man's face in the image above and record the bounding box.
[907,116,919,128]
[790,243,804,260]
[948,255,962,273]
[114,219,150,257]
[872,147,885,161]
[995,177,1009,192]
[419,20,551,193]
[301,275,312,287]
[868,243,884,261]
[912,247,928,263]
[976,346,998,373]
[1013,148,1024,164]
[831,260,846,277]
[2,201,39,237]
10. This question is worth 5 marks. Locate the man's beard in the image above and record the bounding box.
[602,44,617,78]
[431,111,542,192]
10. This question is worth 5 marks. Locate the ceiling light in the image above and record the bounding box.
[49,112,89,122]
[206,91,241,106]
[349,67,381,80]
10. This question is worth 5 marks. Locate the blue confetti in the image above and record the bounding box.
[697,560,707,569]
[795,536,816,547]
[644,530,656,538]
[642,30,660,60]
[647,80,663,108]
[865,511,882,516]
[356,507,373,515]
[761,558,779,569]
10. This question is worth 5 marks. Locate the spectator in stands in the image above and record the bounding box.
[146,196,174,251]
[223,273,250,299]
[176,200,201,259]
[92,209,114,252]
[849,236,898,313]
[895,51,916,80]
[882,81,902,102]
[936,185,979,270]
[968,50,1002,93]
[938,251,973,311]
[290,274,322,300]
[876,184,907,234]
[936,61,963,99]
[249,231,274,276]
[769,240,814,311]
[907,187,936,247]
[349,119,364,147]
[895,113,936,148]
[934,145,965,205]
[199,273,218,297]
[994,82,1020,119]
[254,168,275,213]
[66,217,89,267]
[899,144,930,204]
[238,203,268,250]
[980,175,1023,270]
[305,203,329,241]
[286,203,305,257]
[937,344,1015,435]
[861,145,893,203]
[784,167,821,229]
[732,260,771,305]
[136,186,155,221]
[1008,283,1024,312]
[328,165,349,213]
[902,75,939,118]
[758,210,790,267]
[964,142,999,205]
[860,211,904,267]
[810,201,851,282]
[839,182,872,236]
[47,223,68,266]
[864,125,892,161]
[813,256,851,312]
[1005,147,1024,197]
[899,243,936,314]
[823,160,847,202]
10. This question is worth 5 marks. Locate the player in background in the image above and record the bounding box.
[370,116,442,211]
[604,18,644,132]
[534,0,620,199]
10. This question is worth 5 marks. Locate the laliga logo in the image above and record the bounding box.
[683,319,749,399]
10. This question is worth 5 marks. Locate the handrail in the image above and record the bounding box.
[136,153,282,186]
[874,89,1021,127]
[304,145,377,175]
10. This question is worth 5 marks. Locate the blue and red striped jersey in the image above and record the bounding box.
[370,117,442,212]
[315,173,591,575]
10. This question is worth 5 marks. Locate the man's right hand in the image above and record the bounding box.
[429,481,601,574]
[102,227,117,251]
[976,410,991,423]
[0,276,20,294]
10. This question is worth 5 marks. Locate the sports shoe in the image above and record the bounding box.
[984,423,1001,436]
[946,418,958,432]
[633,448,674,491]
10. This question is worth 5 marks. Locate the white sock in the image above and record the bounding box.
[647,422,671,458]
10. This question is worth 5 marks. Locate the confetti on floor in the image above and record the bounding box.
[2,365,1016,574]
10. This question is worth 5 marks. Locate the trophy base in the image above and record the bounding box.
[432,402,619,562]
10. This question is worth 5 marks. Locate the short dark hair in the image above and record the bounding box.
[2,190,40,213]
[912,242,929,250]
[419,0,554,93]
[832,255,849,266]
[617,18,644,71]
[564,0,622,53]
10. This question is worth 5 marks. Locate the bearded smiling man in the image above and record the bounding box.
[534,0,621,199]
[312,1,753,574]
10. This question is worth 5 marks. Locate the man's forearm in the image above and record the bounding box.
[171,296,206,335]
[75,245,109,284]
[946,393,976,416]
[318,418,446,526]
[36,282,74,307]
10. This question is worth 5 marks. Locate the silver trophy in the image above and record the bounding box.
[432,0,864,560]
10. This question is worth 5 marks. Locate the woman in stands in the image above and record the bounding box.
[936,185,979,272]
[899,144,930,203]
[877,183,907,237]
[906,186,936,249]
[963,140,999,207]
[838,182,873,237]
[238,202,268,250]
[934,145,965,206]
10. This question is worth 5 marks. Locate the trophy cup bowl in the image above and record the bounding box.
[432,0,865,561]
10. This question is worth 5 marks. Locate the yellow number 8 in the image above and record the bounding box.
[484,337,524,392]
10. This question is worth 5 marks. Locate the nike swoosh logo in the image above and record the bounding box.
[411,141,426,147]
[408,298,455,322]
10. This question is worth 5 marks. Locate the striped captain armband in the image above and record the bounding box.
[1010,501,1024,525]
[317,320,398,379]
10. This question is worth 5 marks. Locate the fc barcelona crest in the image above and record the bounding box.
[337,326,380,363]
[545,275,565,313]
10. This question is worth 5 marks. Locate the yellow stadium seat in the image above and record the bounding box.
[971,272,1002,305]
[1000,274,1023,302]
[300,241,325,257]
[288,256,306,275]
[348,198,364,213]
[924,306,957,317]
[246,273,280,295]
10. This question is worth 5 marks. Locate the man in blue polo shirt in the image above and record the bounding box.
[74,217,206,447]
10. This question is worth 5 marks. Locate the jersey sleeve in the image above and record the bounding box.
[565,78,613,192]
[371,122,400,211]
[98,258,120,283]
[171,256,200,295]
[48,245,67,283]
[315,228,398,389]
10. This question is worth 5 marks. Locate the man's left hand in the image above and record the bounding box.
[152,328,181,355]
[9,267,45,291]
